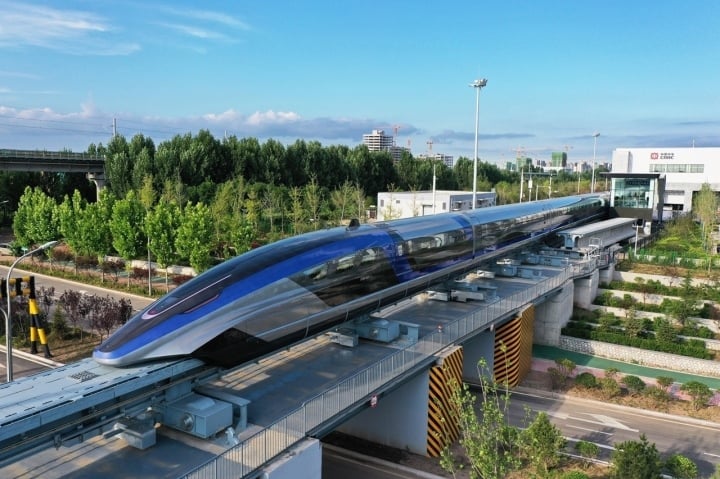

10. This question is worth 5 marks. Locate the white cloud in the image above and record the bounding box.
[246,110,301,125]
[0,1,139,56]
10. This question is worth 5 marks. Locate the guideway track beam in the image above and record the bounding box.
[0,357,219,468]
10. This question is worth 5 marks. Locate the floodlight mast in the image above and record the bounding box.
[470,78,488,210]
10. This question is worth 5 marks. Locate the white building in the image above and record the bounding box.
[362,129,408,162]
[612,147,720,216]
[376,190,496,221]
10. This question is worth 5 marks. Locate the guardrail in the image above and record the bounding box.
[0,149,104,161]
[182,265,579,479]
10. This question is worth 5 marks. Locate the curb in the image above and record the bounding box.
[0,345,65,368]
[513,385,720,430]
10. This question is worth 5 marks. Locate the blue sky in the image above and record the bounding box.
[0,0,718,168]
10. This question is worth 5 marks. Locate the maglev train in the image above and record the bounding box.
[94,194,607,367]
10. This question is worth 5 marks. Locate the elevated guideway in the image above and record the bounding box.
[0,215,635,479]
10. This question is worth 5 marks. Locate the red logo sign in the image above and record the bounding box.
[650,152,659,160]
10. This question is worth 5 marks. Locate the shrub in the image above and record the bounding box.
[610,434,661,479]
[598,377,621,399]
[680,381,713,411]
[575,440,599,461]
[664,453,699,479]
[643,385,670,409]
[574,372,597,389]
[621,375,646,395]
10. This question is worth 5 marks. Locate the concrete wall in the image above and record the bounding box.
[462,329,495,381]
[559,336,720,377]
[337,370,429,455]
[260,438,321,479]
[573,269,599,309]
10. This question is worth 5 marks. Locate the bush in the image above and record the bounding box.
[562,471,589,479]
[598,377,621,399]
[664,453,699,479]
[574,372,597,389]
[575,439,599,461]
[680,381,713,411]
[621,375,646,395]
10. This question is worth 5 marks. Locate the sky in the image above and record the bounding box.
[0,0,718,168]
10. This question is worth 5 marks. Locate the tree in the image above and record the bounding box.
[176,202,214,273]
[330,181,354,225]
[439,359,521,479]
[58,290,84,341]
[304,176,323,229]
[680,381,712,411]
[82,190,115,281]
[109,190,147,287]
[521,411,566,476]
[548,358,576,390]
[624,307,644,338]
[13,186,60,248]
[610,434,661,479]
[693,182,717,255]
[664,453,699,479]
[146,199,181,289]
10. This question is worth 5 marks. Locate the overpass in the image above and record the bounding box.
[0,219,629,479]
[0,149,106,194]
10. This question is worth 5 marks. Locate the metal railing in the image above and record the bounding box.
[0,149,104,161]
[182,265,580,479]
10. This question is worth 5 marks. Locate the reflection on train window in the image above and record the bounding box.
[291,247,398,306]
[400,228,472,270]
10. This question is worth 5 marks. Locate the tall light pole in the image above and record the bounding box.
[470,78,488,209]
[591,132,600,193]
[6,240,58,382]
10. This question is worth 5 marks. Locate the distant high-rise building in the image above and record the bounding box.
[363,129,408,161]
[362,129,394,152]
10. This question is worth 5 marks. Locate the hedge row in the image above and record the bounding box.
[561,326,712,360]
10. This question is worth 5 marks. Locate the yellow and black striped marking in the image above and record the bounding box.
[427,345,463,457]
[493,306,534,387]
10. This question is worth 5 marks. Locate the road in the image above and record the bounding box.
[509,389,720,477]
[0,265,153,384]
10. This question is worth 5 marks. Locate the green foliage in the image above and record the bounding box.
[664,453,699,479]
[656,376,675,390]
[654,317,678,344]
[623,307,644,338]
[575,440,599,462]
[574,372,597,389]
[680,381,713,411]
[610,434,662,479]
[547,358,576,391]
[439,359,522,479]
[598,377,621,399]
[561,471,589,479]
[13,186,60,247]
[521,412,566,476]
[562,320,711,359]
[620,375,646,395]
[175,202,214,273]
[110,190,146,261]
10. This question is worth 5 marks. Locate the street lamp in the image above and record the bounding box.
[470,78,488,209]
[591,132,600,193]
[5,240,58,382]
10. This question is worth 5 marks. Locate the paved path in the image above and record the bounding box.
[533,344,720,389]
